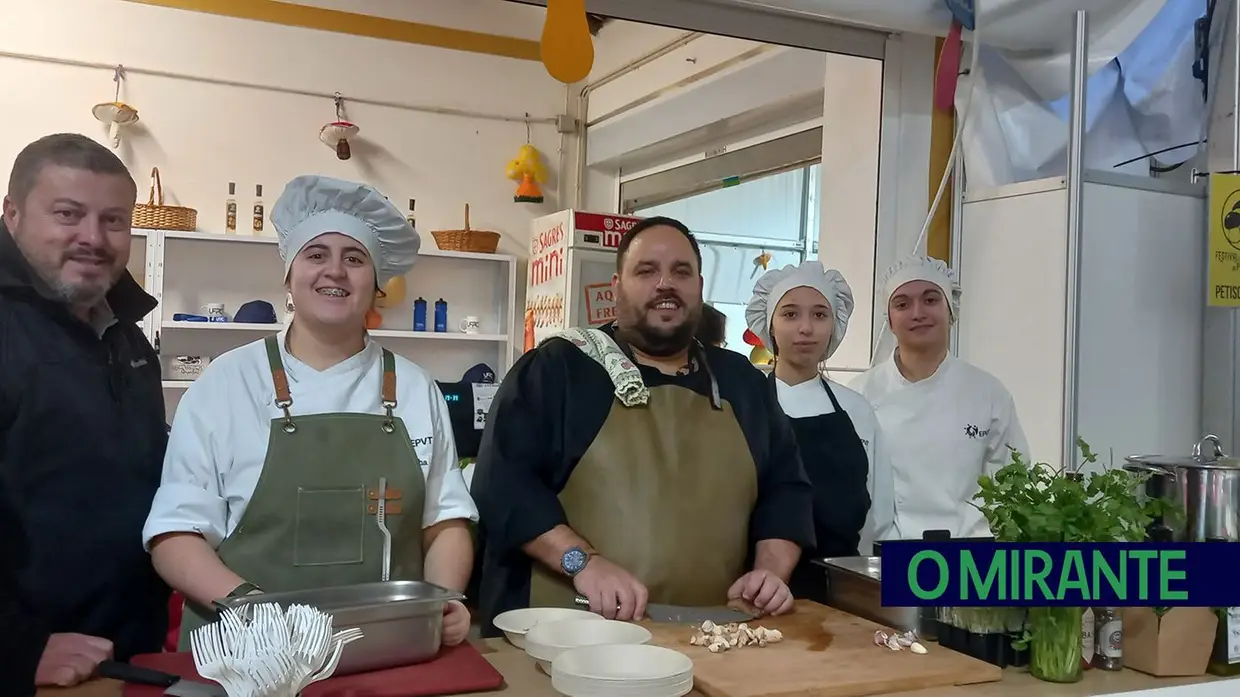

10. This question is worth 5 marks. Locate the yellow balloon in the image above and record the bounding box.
[541,0,594,84]
[378,276,407,307]
[750,346,774,365]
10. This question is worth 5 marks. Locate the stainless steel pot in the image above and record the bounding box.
[1124,435,1240,542]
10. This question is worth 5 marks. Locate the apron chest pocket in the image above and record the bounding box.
[293,486,367,567]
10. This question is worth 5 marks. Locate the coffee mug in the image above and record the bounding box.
[202,303,228,322]
[459,316,481,334]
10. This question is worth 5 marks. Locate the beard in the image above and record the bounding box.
[614,290,703,358]
[28,247,116,308]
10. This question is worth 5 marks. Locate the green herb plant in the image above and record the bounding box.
[970,438,1175,682]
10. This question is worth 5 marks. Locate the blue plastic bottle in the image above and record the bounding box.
[413,297,427,331]
[434,298,448,332]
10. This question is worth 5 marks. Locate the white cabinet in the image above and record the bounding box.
[957,171,1205,470]
[131,230,517,419]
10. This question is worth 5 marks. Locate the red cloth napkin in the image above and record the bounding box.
[125,643,506,697]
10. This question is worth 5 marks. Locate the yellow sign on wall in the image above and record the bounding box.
[1209,172,1240,307]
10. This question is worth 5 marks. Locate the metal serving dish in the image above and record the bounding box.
[218,580,463,675]
[816,556,919,632]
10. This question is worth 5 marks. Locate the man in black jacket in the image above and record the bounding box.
[0,134,169,692]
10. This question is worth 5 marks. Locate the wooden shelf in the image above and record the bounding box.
[135,227,519,419]
[147,229,516,263]
[161,321,507,342]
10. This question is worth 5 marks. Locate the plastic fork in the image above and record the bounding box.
[295,631,364,694]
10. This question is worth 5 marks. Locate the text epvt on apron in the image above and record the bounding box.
[178,335,426,648]
[529,328,756,608]
[773,372,870,603]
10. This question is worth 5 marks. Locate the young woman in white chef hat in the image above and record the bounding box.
[745,261,895,601]
[142,175,477,648]
[852,255,1029,540]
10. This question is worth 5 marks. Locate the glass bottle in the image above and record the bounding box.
[224,182,237,234]
[1092,607,1123,670]
[1080,608,1095,671]
[1207,538,1240,676]
[252,184,265,236]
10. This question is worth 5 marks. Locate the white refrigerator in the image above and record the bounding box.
[523,209,644,352]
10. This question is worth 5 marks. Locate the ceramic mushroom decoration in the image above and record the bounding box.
[320,120,360,160]
[92,101,140,149]
[319,93,359,160]
[92,66,139,149]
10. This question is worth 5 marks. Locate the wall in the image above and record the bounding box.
[587,20,688,82]
[579,29,933,372]
[0,0,567,263]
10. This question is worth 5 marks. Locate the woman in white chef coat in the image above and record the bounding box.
[143,175,478,648]
[745,262,895,602]
[853,255,1029,540]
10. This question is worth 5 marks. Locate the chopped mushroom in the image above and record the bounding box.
[688,620,784,653]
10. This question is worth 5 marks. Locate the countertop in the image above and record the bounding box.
[37,638,1237,697]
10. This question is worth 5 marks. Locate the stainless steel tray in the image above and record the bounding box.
[218,580,463,675]
[816,556,919,632]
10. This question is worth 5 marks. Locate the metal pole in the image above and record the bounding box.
[1062,10,1089,472]
[949,130,966,357]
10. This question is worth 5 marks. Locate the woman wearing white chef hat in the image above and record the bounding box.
[143,175,477,648]
[745,261,895,600]
[853,255,1029,540]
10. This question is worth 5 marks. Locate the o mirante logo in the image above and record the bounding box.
[878,541,1232,607]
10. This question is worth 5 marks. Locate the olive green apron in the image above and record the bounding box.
[530,329,757,608]
[178,335,427,649]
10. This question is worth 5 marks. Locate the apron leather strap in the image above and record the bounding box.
[264,334,293,407]
[380,348,398,433]
[262,334,400,433]
[264,335,297,432]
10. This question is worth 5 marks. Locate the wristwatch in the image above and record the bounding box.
[560,546,592,577]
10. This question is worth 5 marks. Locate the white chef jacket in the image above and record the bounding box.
[143,330,478,550]
[774,377,896,554]
[852,354,1029,540]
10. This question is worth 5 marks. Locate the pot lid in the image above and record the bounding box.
[1125,435,1240,470]
[1124,454,1240,470]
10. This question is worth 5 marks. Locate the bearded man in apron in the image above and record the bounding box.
[471,216,816,634]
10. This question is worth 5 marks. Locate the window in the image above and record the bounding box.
[634,162,820,354]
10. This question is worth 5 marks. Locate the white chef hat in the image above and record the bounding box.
[745,261,854,360]
[272,175,420,288]
[880,255,961,322]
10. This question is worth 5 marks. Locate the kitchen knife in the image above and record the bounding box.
[574,595,756,624]
[97,661,226,697]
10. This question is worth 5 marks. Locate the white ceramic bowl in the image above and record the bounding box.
[524,619,653,667]
[492,607,603,649]
[552,644,694,697]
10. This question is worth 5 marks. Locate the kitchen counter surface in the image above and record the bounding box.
[37,638,1237,697]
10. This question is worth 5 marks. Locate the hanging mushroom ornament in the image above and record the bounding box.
[319,93,360,160]
[91,65,140,149]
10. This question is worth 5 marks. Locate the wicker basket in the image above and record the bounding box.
[132,167,197,231]
[431,204,500,254]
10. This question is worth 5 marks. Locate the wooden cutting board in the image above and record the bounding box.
[642,601,1002,697]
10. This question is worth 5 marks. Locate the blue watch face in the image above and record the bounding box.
[562,547,588,575]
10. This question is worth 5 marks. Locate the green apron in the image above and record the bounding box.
[530,329,757,608]
[178,335,427,649]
